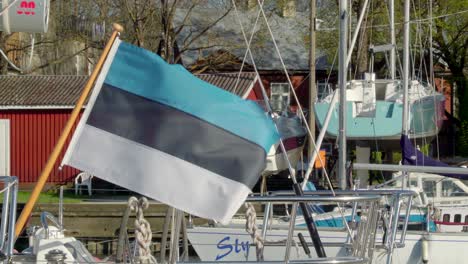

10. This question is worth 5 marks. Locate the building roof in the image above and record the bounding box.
[0,72,257,109]
[174,6,329,71]
[0,75,88,109]
[197,72,257,98]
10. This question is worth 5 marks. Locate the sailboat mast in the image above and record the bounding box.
[402,0,410,134]
[429,0,435,86]
[390,0,396,79]
[338,0,348,190]
[308,0,317,162]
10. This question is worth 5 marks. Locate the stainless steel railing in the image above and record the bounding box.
[0,176,19,258]
[261,189,417,264]
[181,193,384,264]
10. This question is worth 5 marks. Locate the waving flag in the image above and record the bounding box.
[62,38,279,223]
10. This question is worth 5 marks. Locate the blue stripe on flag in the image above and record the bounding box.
[103,42,279,152]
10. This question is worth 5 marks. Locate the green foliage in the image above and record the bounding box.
[0,191,83,204]
[458,120,468,156]
[369,151,385,184]
[431,0,468,119]
[419,144,430,156]
[393,152,402,163]
[315,1,338,71]
[371,151,383,163]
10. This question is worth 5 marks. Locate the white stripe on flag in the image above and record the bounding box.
[65,124,251,223]
[62,38,122,167]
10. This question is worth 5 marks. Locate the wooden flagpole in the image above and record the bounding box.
[14,23,124,238]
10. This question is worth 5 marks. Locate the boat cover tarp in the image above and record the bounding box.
[401,134,468,180]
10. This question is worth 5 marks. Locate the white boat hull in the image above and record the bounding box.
[265,146,304,175]
[187,226,468,263]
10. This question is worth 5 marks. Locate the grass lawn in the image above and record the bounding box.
[4,191,85,204]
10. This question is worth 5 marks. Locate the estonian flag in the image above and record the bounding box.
[62,38,280,223]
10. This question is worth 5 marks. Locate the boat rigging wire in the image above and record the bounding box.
[316,9,468,31]
[233,0,264,93]
[232,0,354,242]
[231,1,330,258]
[427,0,441,160]
[253,0,337,192]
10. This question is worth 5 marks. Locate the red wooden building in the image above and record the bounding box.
[0,76,88,184]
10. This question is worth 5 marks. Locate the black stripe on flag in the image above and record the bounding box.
[86,83,266,188]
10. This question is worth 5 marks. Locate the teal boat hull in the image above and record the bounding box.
[314,94,445,141]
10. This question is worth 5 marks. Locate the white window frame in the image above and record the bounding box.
[270,82,290,113]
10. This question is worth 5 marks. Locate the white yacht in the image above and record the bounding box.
[392,172,468,232]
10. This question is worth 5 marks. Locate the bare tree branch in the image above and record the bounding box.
[180,5,233,52]
[25,46,90,74]
[180,44,222,52]
[174,2,197,36]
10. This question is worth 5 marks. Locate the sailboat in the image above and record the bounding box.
[314,77,445,146]
[264,111,307,176]
[186,0,417,263]
[313,0,445,150]
[187,1,468,263]
[347,0,468,261]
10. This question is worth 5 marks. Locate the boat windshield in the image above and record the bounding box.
[422,179,437,197]
[441,180,468,197]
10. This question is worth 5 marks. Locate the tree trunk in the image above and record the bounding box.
[452,71,468,156]
[453,72,468,120]
[0,33,10,75]
[354,0,369,78]
[159,0,173,62]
